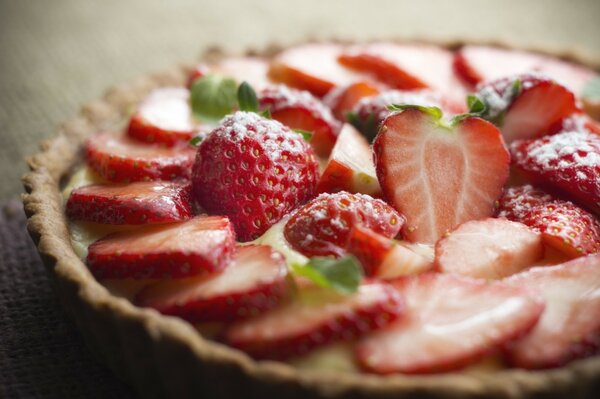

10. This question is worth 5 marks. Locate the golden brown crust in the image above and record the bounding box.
[22,41,600,399]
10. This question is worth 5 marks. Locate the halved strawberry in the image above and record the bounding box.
[348,89,447,141]
[284,191,403,258]
[223,281,404,359]
[435,218,543,279]
[127,88,198,146]
[258,85,341,157]
[339,43,468,105]
[504,254,600,369]
[497,185,600,258]
[135,245,290,322]
[323,81,381,121]
[87,216,235,279]
[86,132,196,183]
[475,74,578,143]
[269,44,366,97]
[214,56,272,91]
[192,112,319,241]
[346,225,432,278]
[510,131,600,215]
[316,124,381,197]
[66,181,192,225]
[374,108,510,244]
[356,273,544,374]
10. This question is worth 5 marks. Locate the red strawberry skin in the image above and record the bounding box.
[127,88,197,146]
[510,131,600,215]
[86,132,196,183]
[356,273,544,374]
[135,245,290,322]
[504,254,600,369]
[476,74,578,144]
[223,281,404,360]
[284,191,404,258]
[323,81,381,121]
[192,112,319,241]
[66,181,192,225]
[374,108,509,244]
[87,216,235,279]
[497,185,600,258]
[345,225,394,276]
[258,85,342,157]
[546,113,600,136]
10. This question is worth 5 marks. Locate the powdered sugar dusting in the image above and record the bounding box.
[524,131,600,169]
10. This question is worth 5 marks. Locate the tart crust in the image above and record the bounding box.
[22,41,600,398]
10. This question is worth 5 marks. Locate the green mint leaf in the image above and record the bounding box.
[387,104,443,120]
[237,81,259,112]
[582,76,600,100]
[293,129,313,141]
[189,135,204,147]
[467,94,486,114]
[190,74,237,121]
[292,255,363,294]
[260,108,272,119]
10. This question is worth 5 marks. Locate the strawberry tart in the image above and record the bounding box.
[23,41,600,398]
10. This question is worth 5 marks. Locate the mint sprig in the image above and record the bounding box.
[190,74,237,121]
[292,255,364,294]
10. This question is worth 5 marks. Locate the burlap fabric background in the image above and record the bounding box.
[0,0,599,397]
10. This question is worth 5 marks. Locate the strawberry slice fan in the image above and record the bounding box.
[23,40,600,399]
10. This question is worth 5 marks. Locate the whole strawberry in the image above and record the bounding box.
[192,111,319,241]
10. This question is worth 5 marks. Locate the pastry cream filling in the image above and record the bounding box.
[62,166,503,373]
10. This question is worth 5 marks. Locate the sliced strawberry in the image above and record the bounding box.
[475,74,578,143]
[510,131,600,214]
[504,254,600,369]
[135,245,290,322]
[547,113,600,136]
[258,85,341,157]
[497,185,600,258]
[214,56,272,91]
[435,218,543,279]
[346,225,432,278]
[87,216,235,279]
[284,191,403,258]
[66,181,192,225]
[348,89,448,141]
[127,88,198,146]
[339,43,468,105]
[192,112,319,241]
[323,81,381,121]
[454,46,543,86]
[540,58,598,96]
[356,273,544,374]
[269,43,366,97]
[374,108,510,244]
[316,124,381,197]
[86,132,196,183]
[223,281,404,359]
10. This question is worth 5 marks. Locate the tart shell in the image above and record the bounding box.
[22,42,600,398]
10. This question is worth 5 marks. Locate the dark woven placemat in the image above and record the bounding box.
[0,199,136,399]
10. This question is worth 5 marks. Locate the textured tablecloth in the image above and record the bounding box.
[1,0,600,397]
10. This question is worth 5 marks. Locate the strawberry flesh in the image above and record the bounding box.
[356,273,544,374]
[66,181,192,225]
[223,281,404,360]
[86,132,196,183]
[127,88,198,146]
[192,111,319,241]
[504,254,600,369]
[316,124,381,197]
[258,85,341,157]
[435,218,543,279]
[135,245,290,322]
[284,191,403,258]
[323,81,381,121]
[374,108,509,243]
[87,216,235,279]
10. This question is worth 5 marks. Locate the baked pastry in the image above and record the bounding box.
[22,41,600,398]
